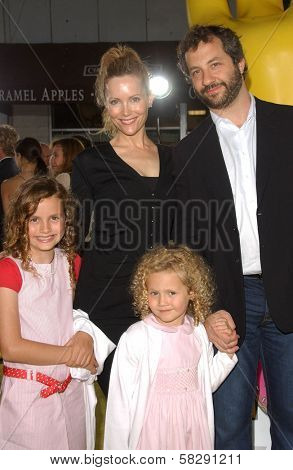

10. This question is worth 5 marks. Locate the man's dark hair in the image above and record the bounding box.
[177,24,247,81]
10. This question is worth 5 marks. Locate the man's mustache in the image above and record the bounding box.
[202,81,226,94]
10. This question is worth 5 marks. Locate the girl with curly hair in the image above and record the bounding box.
[104,245,238,450]
[0,176,99,450]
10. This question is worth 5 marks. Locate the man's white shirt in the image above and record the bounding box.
[210,94,261,275]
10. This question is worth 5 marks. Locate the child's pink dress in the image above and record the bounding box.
[0,249,86,450]
[137,315,212,450]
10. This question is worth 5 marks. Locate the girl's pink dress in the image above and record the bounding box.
[137,315,212,450]
[0,249,86,450]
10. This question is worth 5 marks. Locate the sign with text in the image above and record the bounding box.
[0,42,196,107]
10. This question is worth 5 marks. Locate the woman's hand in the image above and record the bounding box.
[85,353,99,375]
[65,331,98,373]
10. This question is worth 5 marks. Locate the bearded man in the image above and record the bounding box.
[174,24,293,450]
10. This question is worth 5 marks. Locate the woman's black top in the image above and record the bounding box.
[71,142,176,345]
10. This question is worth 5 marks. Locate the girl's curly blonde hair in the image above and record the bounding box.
[95,44,151,138]
[3,176,79,287]
[130,245,216,325]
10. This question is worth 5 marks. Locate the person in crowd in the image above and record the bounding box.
[0,176,97,449]
[0,124,19,249]
[71,44,175,395]
[40,142,51,167]
[174,24,293,449]
[50,137,84,189]
[1,137,47,214]
[0,124,19,184]
[104,245,237,450]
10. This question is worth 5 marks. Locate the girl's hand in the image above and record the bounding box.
[65,331,98,371]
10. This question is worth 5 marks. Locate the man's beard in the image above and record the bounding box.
[194,65,243,110]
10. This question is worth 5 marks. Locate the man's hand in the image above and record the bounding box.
[204,310,239,354]
[65,331,98,374]
[187,0,293,105]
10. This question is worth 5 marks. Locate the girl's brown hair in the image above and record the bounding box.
[3,176,78,286]
[130,244,216,325]
[95,44,150,137]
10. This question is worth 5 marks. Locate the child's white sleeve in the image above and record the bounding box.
[104,330,139,450]
[71,308,116,381]
[200,324,238,392]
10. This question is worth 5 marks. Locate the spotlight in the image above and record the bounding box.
[149,75,172,99]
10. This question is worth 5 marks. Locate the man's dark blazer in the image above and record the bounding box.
[174,98,293,343]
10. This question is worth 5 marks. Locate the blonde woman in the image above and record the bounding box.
[71,45,175,394]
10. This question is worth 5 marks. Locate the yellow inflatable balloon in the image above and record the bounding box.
[186,0,293,105]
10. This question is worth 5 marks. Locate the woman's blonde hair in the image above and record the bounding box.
[95,44,150,137]
[131,245,216,325]
[3,176,79,286]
